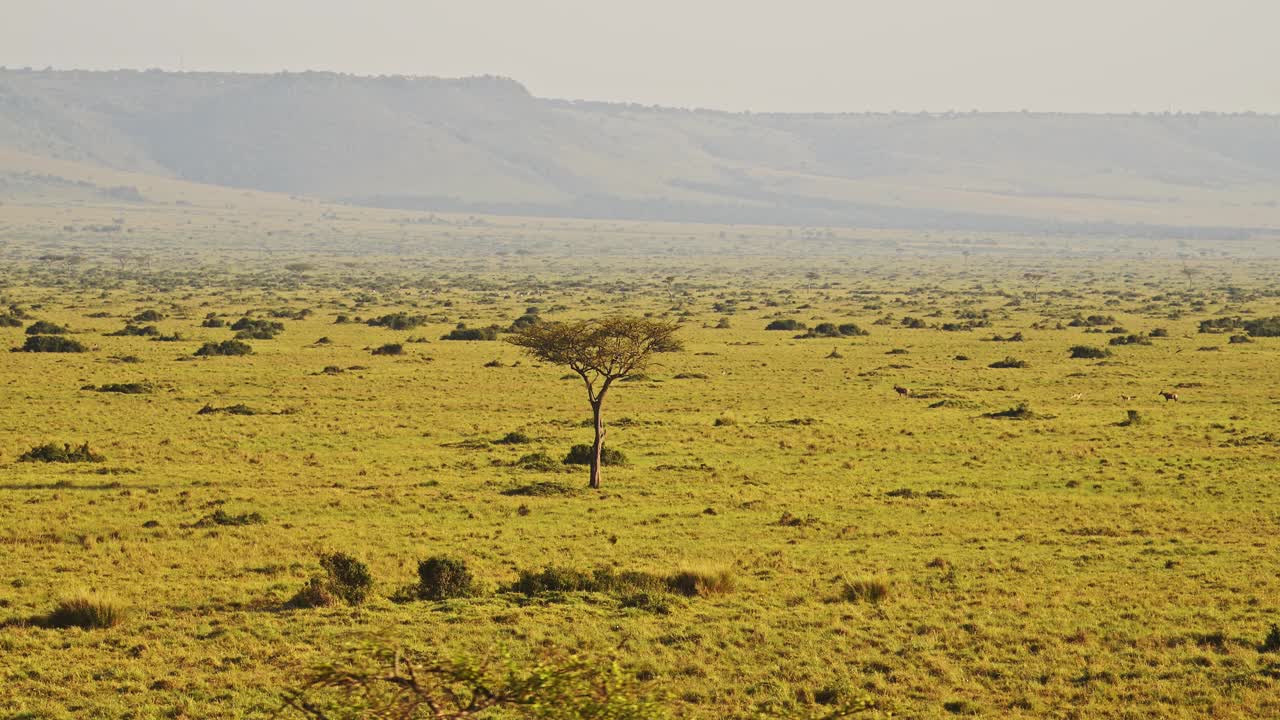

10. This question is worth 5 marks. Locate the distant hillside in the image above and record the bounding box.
[3,68,1279,234]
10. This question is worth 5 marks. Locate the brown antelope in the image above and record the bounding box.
[1159,390,1179,402]
[1120,394,1136,402]
[893,385,911,398]
[1070,393,1084,401]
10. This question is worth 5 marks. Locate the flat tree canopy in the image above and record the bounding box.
[508,316,681,488]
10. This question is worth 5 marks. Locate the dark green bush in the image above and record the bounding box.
[132,310,165,322]
[510,565,733,600]
[371,343,404,356]
[494,431,532,444]
[106,324,159,337]
[367,313,428,330]
[15,336,87,353]
[796,322,869,339]
[192,509,265,527]
[1108,335,1150,347]
[1244,317,1280,337]
[1199,317,1242,334]
[85,382,150,394]
[0,314,22,328]
[1069,345,1111,358]
[988,356,1029,368]
[1069,314,1116,327]
[508,313,541,331]
[417,557,477,600]
[195,340,253,357]
[764,319,804,331]
[231,317,284,339]
[515,452,561,471]
[290,552,374,608]
[25,320,69,335]
[441,325,500,341]
[563,444,627,466]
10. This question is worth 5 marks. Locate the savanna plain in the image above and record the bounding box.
[1,200,1279,720]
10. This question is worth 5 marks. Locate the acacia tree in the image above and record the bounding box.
[508,316,681,489]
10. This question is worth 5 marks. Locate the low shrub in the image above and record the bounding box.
[988,357,1029,368]
[290,552,374,608]
[515,452,561,472]
[231,317,284,339]
[367,313,428,330]
[195,340,253,357]
[106,324,159,337]
[1229,334,1254,344]
[25,320,70,335]
[1244,316,1280,337]
[441,325,501,341]
[371,343,404,356]
[795,322,868,339]
[494,431,532,444]
[417,556,477,600]
[15,336,87,353]
[85,382,150,394]
[1069,314,1116,327]
[510,565,734,602]
[1108,335,1150,347]
[1199,317,1243,334]
[1069,345,1111,359]
[563,444,627,466]
[764,319,804,331]
[132,309,165,322]
[18,442,104,463]
[192,509,265,527]
[42,594,126,629]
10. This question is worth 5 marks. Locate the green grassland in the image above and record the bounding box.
[1,197,1279,718]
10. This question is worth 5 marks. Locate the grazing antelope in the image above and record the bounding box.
[1159,390,1179,402]
[893,385,911,398]
[1119,394,1136,402]
[1070,393,1084,401]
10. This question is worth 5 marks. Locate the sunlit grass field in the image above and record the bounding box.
[1,209,1279,718]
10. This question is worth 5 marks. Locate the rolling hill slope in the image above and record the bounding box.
[2,68,1279,233]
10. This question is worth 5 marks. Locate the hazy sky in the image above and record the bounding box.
[4,0,1277,112]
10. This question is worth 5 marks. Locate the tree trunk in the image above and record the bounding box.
[589,400,605,489]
